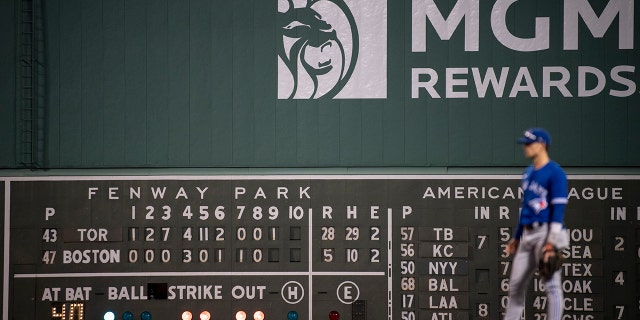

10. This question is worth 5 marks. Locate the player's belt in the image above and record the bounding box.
[523,222,547,230]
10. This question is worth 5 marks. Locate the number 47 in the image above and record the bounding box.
[42,250,56,264]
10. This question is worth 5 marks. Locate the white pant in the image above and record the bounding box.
[503,226,563,320]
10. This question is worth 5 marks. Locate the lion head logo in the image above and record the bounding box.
[277,0,359,99]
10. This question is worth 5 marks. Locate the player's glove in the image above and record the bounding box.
[538,244,563,281]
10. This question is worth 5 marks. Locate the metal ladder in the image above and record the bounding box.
[19,0,45,168]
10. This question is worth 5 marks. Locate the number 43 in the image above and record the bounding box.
[42,228,57,242]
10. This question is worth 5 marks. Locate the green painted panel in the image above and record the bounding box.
[318,100,340,165]
[102,0,126,166]
[0,0,16,167]
[404,100,427,165]
[166,0,191,165]
[44,0,60,168]
[146,0,170,166]
[629,96,640,162]
[123,0,148,166]
[297,101,319,166]
[81,0,105,165]
[448,101,472,166]
[232,0,256,166]
[425,103,447,165]
[339,101,363,165]
[6,0,637,169]
[491,103,518,165]
[604,100,630,164]
[381,102,405,166]
[361,100,384,166]
[580,99,607,164]
[275,100,297,165]
[466,100,493,165]
[209,0,234,166]
[188,0,214,166]
[58,0,83,167]
[383,0,406,166]
[253,0,278,166]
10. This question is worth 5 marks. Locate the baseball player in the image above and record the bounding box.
[503,128,569,320]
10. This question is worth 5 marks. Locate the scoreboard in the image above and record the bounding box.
[3,175,640,320]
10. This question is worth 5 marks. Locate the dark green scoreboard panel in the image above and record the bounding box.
[3,176,640,320]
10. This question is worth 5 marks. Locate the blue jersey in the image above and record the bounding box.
[515,161,568,240]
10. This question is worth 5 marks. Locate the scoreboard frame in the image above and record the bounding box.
[3,174,640,320]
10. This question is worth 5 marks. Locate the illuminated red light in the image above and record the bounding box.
[236,311,247,320]
[200,311,211,320]
[253,310,265,320]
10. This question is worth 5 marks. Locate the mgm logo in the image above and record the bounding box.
[277,0,387,99]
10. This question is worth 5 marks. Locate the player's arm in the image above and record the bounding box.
[505,225,523,255]
[547,167,569,248]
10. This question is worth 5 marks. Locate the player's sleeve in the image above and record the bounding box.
[549,166,568,224]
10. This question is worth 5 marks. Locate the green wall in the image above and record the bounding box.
[0,0,16,167]
[2,0,639,168]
